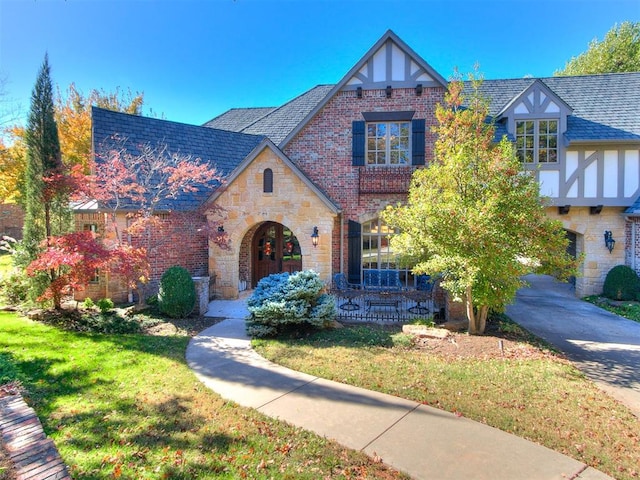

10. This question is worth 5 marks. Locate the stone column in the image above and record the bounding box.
[192,276,210,315]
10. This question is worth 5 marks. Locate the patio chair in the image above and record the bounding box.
[407,274,434,314]
[332,273,362,310]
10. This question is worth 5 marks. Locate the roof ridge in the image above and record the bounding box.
[201,106,277,128]
[92,106,264,140]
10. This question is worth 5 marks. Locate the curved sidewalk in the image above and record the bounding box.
[186,299,611,480]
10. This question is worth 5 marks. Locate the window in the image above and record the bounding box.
[366,122,410,165]
[84,223,98,233]
[263,168,273,193]
[516,120,558,163]
[361,218,413,286]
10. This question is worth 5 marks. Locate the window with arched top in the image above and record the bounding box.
[263,168,273,193]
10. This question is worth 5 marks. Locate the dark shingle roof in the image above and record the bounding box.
[91,106,264,211]
[203,85,334,146]
[203,107,276,131]
[472,73,640,143]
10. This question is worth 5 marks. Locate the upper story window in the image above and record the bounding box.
[516,119,558,163]
[263,168,273,193]
[366,122,411,166]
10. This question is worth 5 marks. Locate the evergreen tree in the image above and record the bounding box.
[22,54,71,302]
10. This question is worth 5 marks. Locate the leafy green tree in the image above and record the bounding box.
[383,74,577,335]
[22,55,72,302]
[555,22,640,75]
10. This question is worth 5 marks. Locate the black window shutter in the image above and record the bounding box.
[347,220,362,284]
[412,119,426,165]
[352,121,365,166]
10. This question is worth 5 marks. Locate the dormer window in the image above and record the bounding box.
[516,119,558,163]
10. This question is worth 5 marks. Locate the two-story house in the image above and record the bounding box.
[84,30,640,306]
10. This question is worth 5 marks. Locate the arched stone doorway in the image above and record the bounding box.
[251,222,302,287]
[565,229,578,286]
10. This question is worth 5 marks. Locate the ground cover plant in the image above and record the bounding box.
[0,312,404,479]
[253,318,640,479]
[584,295,640,324]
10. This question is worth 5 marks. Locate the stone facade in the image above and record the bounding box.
[206,146,339,299]
[547,206,627,296]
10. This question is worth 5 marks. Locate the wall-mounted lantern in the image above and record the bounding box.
[415,84,423,96]
[604,230,615,254]
[386,85,392,98]
[311,226,319,248]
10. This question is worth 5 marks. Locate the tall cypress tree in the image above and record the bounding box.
[22,54,70,303]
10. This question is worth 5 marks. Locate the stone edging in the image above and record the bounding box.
[0,394,71,480]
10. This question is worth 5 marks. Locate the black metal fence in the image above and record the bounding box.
[332,290,445,324]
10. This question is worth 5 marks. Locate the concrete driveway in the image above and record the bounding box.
[506,274,640,418]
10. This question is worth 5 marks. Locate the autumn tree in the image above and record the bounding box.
[81,138,225,302]
[0,126,26,204]
[55,84,144,170]
[383,74,577,335]
[555,21,640,75]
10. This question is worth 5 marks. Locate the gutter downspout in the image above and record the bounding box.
[339,213,344,274]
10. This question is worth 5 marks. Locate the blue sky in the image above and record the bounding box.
[1,0,639,126]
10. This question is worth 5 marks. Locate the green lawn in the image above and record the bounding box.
[0,312,404,479]
[254,325,640,480]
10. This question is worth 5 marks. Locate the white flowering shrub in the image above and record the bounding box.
[246,270,336,338]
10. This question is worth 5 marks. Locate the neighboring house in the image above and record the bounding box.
[87,30,640,306]
[0,203,24,241]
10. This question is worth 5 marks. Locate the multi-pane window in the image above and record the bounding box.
[366,122,410,165]
[361,218,413,287]
[516,120,558,163]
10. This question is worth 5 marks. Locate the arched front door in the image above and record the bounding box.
[252,222,302,287]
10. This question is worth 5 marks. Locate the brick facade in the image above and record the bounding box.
[285,87,444,274]
[0,203,24,241]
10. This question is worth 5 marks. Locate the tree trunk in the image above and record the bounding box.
[466,286,489,335]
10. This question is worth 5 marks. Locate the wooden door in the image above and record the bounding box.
[252,222,302,287]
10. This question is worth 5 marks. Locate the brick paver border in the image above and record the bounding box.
[0,395,71,480]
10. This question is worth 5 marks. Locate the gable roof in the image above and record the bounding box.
[206,138,341,214]
[91,106,265,211]
[202,85,334,147]
[473,73,640,143]
[203,107,276,131]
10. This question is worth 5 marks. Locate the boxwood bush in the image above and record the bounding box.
[603,265,640,301]
[158,266,196,318]
[246,270,336,338]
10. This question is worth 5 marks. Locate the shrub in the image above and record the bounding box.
[246,270,336,338]
[603,265,640,301]
[96,298,114,314]
[158,266,196,318]
[0,271,29,306]
[83,297,95,309]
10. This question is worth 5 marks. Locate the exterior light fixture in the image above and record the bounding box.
[311,226,319,248]
[415,84,423,96]
[356,86,363,99]
[604,231,615,254]
[386,85,392,98]
[217,225,224,233]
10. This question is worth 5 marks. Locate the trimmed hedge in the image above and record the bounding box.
[158,266,196,318]
[246,270,336,338]
[602,265,640,301]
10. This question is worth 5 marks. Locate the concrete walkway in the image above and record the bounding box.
[506,274,640,418]
[187,296,611,480]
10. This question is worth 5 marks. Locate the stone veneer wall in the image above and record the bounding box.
[284,86,444,274]
[547,206,627,297]
[207,147,338,299]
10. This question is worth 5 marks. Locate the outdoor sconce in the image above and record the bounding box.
[415,84,423,96]
[217,225,224,233]
[386,85,392,98]
[356,86,363,98]
[311,226,319,248]
[604,231,615,254]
